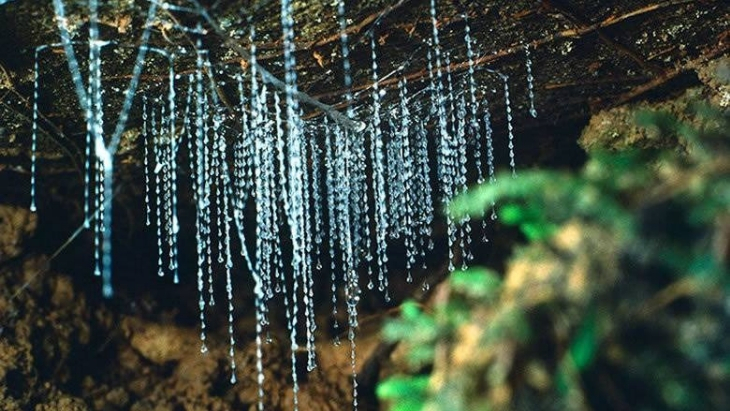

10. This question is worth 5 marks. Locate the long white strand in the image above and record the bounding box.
[235,73,250,209]
[183,75,196,221]
[95,155,104,278]
[244,24,259,209]
[153,102,165,277]
[337,0,365,287]
[415,121,434,268]
[83,50,93,230]
[462,10,484,248]
[484,104,497,224]
[430,0,451,287]
[218,109,236,384]
[463,13,481,183]
[212,93,225,277]
[310,136,324,273]
[254,82,266,301]
[398,78,415,283]
[201,79,215,307]
[429,0,448,188]
[30,47,40,213]
[101,1,157,297]
[263,95,277,306]
[193,48,208,354]
[257,84,273,304]
[52,0,158,297]
[302,128,316,370]
[88,0,104,223]
[280,0,302,406]
[161,101,172,277]
[502,74,516,176]
[370,33,388,293]
[204,58,225,286]
[50,0,90,114]
[90,0,108,283]
[180,76,194,275]
[226,167,264,408]
[324,117,340,335]
[245,32,267,404]
[384,119,396,239]
[444,53,457,272]
[167,54,179,282]
[335,122,357,345]
[273,91,287,296]
[142,95,152,226]
[456,93,470,267]
[525,43,538,118]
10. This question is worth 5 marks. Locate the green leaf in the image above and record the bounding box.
[392,398,425,411]
[499,203,526,224]
[382,300,439,346]
[439,299,471,326]
[407,345,436,368]
[520,221,556,241]
[554,367,571,396]
[401,299,421,320]
[448,171,570,220]
[450,267,502,299]
[555,307,599,398]
[569,305,598,371]
[377,375,430,400]
[482,307,531,344]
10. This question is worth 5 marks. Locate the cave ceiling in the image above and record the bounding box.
[0,0,727,198]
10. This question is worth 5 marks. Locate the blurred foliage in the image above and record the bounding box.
[379,98,730,411]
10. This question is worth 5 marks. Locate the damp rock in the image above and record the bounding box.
[0,254,94,409]
[122,317,195,365]
[695,57,730,108]
[503,221,620,306]
[579,87,709,152]
[0,204,37,264]
[34,395,89,411]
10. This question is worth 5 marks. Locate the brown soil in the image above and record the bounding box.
[0,203,388,410]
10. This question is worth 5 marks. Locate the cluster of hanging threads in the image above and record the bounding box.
[31,0,543,409]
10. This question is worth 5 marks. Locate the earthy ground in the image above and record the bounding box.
[0,202,391,410]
